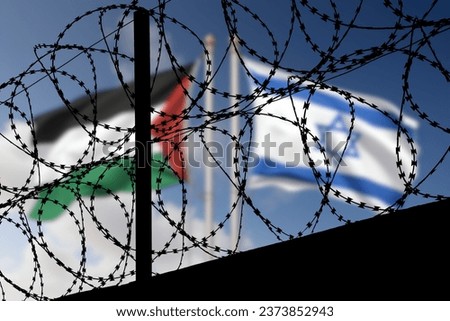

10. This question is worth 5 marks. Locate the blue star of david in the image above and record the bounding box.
[317,114,361,159]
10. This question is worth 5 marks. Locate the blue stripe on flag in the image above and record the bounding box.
[254,158,403,204]
[257,76,415,134]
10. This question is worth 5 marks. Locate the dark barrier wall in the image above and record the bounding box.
[59,199,450,301]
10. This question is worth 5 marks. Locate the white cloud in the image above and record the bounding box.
[0,179,253,300]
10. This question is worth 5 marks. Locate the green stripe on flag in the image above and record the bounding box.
[30,154,180,220]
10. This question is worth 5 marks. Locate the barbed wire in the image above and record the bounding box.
[0,0,448,300]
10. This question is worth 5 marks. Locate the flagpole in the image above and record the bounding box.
[229,35,240,251]
[204,34,216,254]
[134,8,152,283]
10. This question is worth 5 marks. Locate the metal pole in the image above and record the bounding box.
[134,8,151,283]
[204,34,215,253]
[230,36,240,251]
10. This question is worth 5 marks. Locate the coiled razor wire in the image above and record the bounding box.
[0,0,448,300]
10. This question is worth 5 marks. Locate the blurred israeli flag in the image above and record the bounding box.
[245,59,419,209]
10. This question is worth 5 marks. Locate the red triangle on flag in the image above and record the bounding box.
[151,76,191,181]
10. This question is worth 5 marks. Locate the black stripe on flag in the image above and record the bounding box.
[34,64,193,143]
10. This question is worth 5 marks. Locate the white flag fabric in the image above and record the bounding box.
[246,59,419,209]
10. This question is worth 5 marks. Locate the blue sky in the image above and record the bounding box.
[0,0,449,299]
